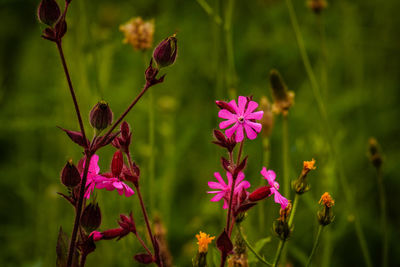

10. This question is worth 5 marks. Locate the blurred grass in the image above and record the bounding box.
[1,0,400,266]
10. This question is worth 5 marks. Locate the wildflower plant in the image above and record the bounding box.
[37,0,177,266]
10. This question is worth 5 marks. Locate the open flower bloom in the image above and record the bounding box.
[79,154,107,199]
[218,96,264,142]
[207,171,250,209]
[95,176,134,197]
[261,167,288,209]
[196,231,215,253]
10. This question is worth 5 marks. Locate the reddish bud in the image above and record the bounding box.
[55,18,67,39]
[118,213,136,234]
[111,150,124,177]
[81,203,102,232]
[145,58,165,88]
[121,121,131,141]
[134,253,154,264]
[37,0,61,26]
[90,101,113,131]
[249,186,272,202]
[153,34,177,68]
[234,156,248,176]
[221,157,231,173]
[215,100,236,114]
[61,159,81,187]
[58,127,89,148]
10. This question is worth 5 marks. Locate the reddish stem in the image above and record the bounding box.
[66,153,93,267]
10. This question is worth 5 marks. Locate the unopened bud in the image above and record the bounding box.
[368,137,382,169]
[61,159,81,187]
[81,203,102,232]
[273,202,292,240]
[317,192,335,226]
[269,69,294,115]
[292,159,316,194]
[248,186,271,202]
[111,150,124,177]
[89,101,113,132]
[153,34,177,68]
[307,0,328,14]
[37,0,61,26]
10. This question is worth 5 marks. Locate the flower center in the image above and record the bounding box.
[238,116,244,123]
[273,182,279,190]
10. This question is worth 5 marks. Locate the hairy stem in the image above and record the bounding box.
[238,225,272,266]
[66,153,92,267]
[306,225,323,267]
[272,240,284,267]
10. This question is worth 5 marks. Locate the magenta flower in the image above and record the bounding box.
[217,96,264,143]
[78,154,107,199]
[207,171,250,209]
[89,231,103,242]
[95,177,134,197]
[261,167,288,209]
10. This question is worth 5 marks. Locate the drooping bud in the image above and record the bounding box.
[269,70,295,116]
[273,202,292,240]
[153,34,177,68]
[317,192,335,226]
[61,159,81,187]
[89,101,113,132]
[37,0,61,26]
[81,203,102,232]
[260,96,274,137]
[248,186,272,202]
[111,150,124,177]
[368,137,382,169]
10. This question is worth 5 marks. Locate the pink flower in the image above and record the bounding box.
[78,154,107,199]
[95,176,134,197]
[207,172,250,209]
[217,96,264,143]
[261,168,288,209]
[89,231,103,242]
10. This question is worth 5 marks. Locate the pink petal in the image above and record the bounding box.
[218,109,235,120]
[229,100,239,113]
[245,110,264,120]
[246,121,262,133]
[244,101,259,116]
[210,192,225,202]
[208,181,225,190]
[88,154,100,174]
[219,118,236,129]
[207,190,222,194]
[235,124,244,142]
[223,199,229,209]
[112,181,124,189]
[225,122,239,138]
[214,172,227,187]
[116,188,124,195]
[226,172,233,188]
[244,124,257,140]
[235,172,245,184]
[273,191,289,210]
[238,96,247,115]
[261,167,276,183]
[236,180,251,191]
[123,184,135,197]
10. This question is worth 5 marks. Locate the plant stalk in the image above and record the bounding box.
[238,225,272,266]
[306,225,323,267]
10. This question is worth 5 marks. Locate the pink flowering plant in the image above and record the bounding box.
[37,0,177,266]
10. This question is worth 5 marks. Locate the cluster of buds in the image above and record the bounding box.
[269,70,295,116]
[368,137,382,169]
[90,213,136,241]
[112,121,132,153]
[37,0,68,42]
[119,17,155,51]
[273,202,293,241]
[307,0,328,14]
[292,159,316,194]
[317,192,335,226]
[213,129,237,153]
[193,231,215,267]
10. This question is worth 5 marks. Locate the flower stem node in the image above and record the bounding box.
[80,202,102,233]
[89,101,113,133]
[61,159,81,188]
[317,192,335,226]
[153,34,177,68]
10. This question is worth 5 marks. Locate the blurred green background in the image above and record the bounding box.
[1,0,400,266]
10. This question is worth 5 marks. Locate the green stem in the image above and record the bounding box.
[224,0,237,99]
[282,115,289,198]
[272,240,284,267]
[288,194,299,227]
[196,0,222,24]
[284,1,373,266]
[376,167,388,267]
[306,225,323,267]
[238,225,272,266]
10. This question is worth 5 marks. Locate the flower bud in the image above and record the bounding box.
[317,192,335,226]
[153,34,177,68]
[248,186,271,202]
[368,137,382,169]
[307,0,328,14]
[81,203,102,232]
[269,69,294,115]
[273,202,292,240]
[37,0,61,26]
[61,159,81,187]
[292,159,316,195]
[111,150,124,177]
[89,101,113,132]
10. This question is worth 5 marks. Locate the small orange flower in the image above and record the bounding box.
[303,159,316,171]
[119,17,154,51]
[319,192,335,208]
[196,231,215,253]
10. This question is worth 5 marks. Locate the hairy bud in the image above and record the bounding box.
[37,0,61,26]
[153,34,177,68]
[61,159,81,187]
[89,101,113,132]
[81,203,102,232]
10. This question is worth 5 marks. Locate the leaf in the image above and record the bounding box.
[248,237,272,263]
[56,227,69,267]
[216,229,233,254]
[58,127,88,148]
